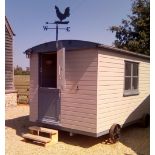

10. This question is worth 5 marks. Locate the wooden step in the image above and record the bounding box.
[22,133,51,144]
[27,126,58,145]
[28,126,58,135]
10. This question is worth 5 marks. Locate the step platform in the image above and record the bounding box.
[22,126,58,146]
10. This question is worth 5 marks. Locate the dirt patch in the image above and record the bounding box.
[5,105,149,155]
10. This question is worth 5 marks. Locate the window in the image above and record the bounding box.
[124,61,139,96]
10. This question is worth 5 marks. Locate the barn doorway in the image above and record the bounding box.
[39,53,57,88]
[38,53,60,125]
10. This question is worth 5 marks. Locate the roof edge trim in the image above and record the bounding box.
[98,44,150,60]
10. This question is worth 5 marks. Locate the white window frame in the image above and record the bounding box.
[124,61,139,96]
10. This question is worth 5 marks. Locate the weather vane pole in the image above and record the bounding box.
[43,6,70,50]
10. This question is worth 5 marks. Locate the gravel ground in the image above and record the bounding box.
[5,105,149,155]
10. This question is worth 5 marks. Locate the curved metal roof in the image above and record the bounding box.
[24,40,149,60]
[25,40,98,53]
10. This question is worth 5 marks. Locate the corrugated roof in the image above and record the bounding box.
[24,40,150,60]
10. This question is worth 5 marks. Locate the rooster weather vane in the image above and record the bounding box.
[55,6,70,22]
[43,6,71,49]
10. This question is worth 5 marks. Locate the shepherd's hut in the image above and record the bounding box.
[25,40,150,139]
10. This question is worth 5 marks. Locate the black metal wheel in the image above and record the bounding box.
[141,114,150,128]
[109,124,121,143]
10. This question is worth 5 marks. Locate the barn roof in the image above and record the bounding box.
[5,16,15,37]
[25,40,149,60]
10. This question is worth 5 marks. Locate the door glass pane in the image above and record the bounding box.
[133,63,138,76]
[125,77,131,90]
[125,62,131,76]
[40,53,57,88]
[132,77,138,90]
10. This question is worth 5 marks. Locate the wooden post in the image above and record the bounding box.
[56,24,58,50]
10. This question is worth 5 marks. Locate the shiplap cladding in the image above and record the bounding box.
[29,53,39,121]
[61,49,98,133]
[5,20,14,90]
[97,49,150,133]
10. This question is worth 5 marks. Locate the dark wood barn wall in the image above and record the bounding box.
[5,26,14,90]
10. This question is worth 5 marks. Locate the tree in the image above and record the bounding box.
[14,65,23,75]
[14,65,30,75]
[110,0,150,55]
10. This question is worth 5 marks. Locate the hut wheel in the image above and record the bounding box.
[109,124,121,143]
[141,114,150,128]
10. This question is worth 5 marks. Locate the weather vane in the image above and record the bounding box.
[43,5,71,49]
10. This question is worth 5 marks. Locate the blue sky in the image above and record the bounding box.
[6,0,132,69]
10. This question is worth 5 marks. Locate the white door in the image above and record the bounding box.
[57,48,66,90]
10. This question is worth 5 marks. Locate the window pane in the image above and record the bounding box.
[132,77,138,90]
[125,77,131,90]
[125,62,131,76]
[133,63,138,76]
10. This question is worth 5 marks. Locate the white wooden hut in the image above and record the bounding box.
[25,40,150,139]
